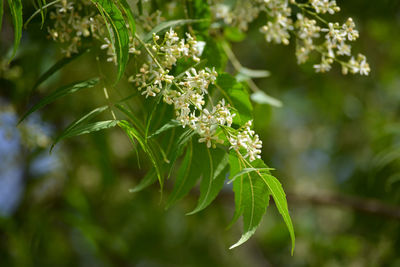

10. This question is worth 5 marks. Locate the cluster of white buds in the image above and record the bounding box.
[229,121,263,162]
[48,0,104,57]
[211,0,265,31]
[210,0,370,75]
[101,35,141,65]
[150,30,202,68]
[137,10,165,32]
[130,29,262,160]
[260,0,293,45]
[310,0,340,14]
[48,0,141,62]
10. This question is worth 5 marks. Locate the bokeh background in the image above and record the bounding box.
[1,0,400,266]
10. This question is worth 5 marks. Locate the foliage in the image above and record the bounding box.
[0,0,373,256]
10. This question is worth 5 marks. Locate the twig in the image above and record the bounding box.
[287,192,400,220]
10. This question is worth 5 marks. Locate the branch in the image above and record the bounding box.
[286,192,400,220]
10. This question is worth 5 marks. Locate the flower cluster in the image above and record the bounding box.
[130,29,261,160]
[229,121,263,162]
[210,0,370,75]
[48,0,140,62]
[47,0,104,56]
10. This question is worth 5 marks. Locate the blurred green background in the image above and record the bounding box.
[1,0,400,266]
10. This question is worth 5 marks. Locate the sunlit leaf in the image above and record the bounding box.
[216,73,252,125]
[259,173,295,254]
[250,91,283,108]
[228,153,270,249]
[228,167,272,184]
[60,120,119,139]
[118,0,135,37]
[91,0,129,82]
[237,67,270,80]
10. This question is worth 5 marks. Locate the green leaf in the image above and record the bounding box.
[24,0,58,28]
[228,151,270,249]
[117,0,135,37]
[187,147,229,215]
[259,173,295,255]
[115,104,145,135]
[201,35,227,72]
[19,78,100,123]
[228,167,272,184]
[237,67,270,80]
[216,73,252,125]
[0,0,4,31]
[149,120,180,139]
[166,142,199,208]
[31,49,89,93]
[59,120,119,139]
[224,27,246,42]
[7,0,23,62]
[143,19,205,42]
[51,106,109,151]
[144,95,162,143]
[250,91,283,108]
[118,120,164,190]
[37,0,47,28]
[229,160,270,249]
[167,129,195,178]
[129,169,158,193]
[91,0,129,82]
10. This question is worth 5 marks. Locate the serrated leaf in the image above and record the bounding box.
[227,167,272,184]
[31,49,89,93]
[19,78,100,123]
[216,73,252,125]
[228,151,270,249]
[129,169,158,193]
[117,0,135,37]
[51,105,108,151]
[143,19,205,42]
[229,169,270,249]
[259,173,295,255]
[91,0,129,82]
[226,151,244,229]
[60,120,119,139]
[7,0,23,62]
[187,147,229,215]
[250,91,282,108]
[149,120,180,139]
